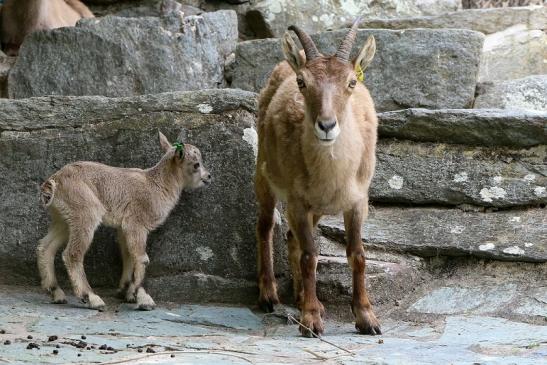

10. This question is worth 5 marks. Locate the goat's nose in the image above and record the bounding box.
[317,119,337,133]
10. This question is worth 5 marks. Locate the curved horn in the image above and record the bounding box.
[335,17,361,62]
[288,25,320,62]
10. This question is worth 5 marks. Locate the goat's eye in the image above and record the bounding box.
[193,163,200,170]
[296,76,305,89]
[349,79,357,88]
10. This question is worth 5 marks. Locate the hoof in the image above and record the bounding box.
[85,293,106,311]
[299,309,324,338]
[52,298,67,305]
[258,286,280,313]
[138,303,155,311]
[354,306,381,335]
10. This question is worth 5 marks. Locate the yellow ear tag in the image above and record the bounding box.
[355,64,365,82]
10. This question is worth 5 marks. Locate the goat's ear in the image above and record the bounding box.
[282,32,303,72]
[353,35,376,73]
[158,131,171,153]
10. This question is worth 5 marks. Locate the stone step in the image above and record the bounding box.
[474,75,547,112]
[378,108,547,147]
[372,139,546,207]
[319,206,547,263]
[231,28,483,112]
[358,5,546,35]
[8,11,238,98]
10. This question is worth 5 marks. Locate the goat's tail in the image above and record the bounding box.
[40,178,57,208]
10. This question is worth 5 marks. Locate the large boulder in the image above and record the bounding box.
[478,25,547,82]
[358,5,547,34]
[245,0,461,38]
[0,89,274,304]
[378,108,547,147]
[372,140,546,207]
[8,11,238,98]
[231,28,484,112]
[474,75,547,112]
[320,206,547,263]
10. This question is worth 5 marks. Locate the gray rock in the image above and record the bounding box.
[8,11,238,98]
[378,108,547,147]
[245,0,461,38]
[474,75,547,112]
[0,89,277,302]
[320,206,547,262]
[479,25,547,82]
[231,29,483,111]
[359,5,547,34]
[372,140,546,207]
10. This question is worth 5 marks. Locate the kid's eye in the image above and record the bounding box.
[349,79,357,88]
[296,76,305,89]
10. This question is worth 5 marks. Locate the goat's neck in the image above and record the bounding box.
[146,158,185,205]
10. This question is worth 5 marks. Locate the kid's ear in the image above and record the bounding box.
[282,32,304,72]
[158,131,171,153]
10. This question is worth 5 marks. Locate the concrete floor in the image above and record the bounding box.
[0,283,546,365]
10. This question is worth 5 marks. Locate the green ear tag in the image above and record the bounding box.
[172,142,185,159]
[355,64,365,82]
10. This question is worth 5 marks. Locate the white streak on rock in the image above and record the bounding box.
[524,243,534,248]
[479,243,495,251]
[510,216,521,223]
[450,226,465,234]
[480,187,507,202]
[388,175,404,190]
[197,103,213,114]
[493,176,503,184]
[534,186,546,197]
[503,246,525,255]
[524,174,536,182]
[196,246,214,261]
[453,172,468,182]
[242,127,258,161]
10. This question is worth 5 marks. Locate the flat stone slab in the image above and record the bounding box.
[359,5,547,34]
[372,140,546,207]
[320,206,547,262]
[231,28,483,112]
[1,285,546,365]
[8,11,238,98]
[378,108,547,147]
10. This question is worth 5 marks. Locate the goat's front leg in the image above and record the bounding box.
[344,200,381,335]
[287,203,325,337]
[124,228,156,311]
[256,172,280,312]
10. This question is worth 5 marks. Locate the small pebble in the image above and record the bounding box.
[378,339,384,344]
[86,346,91,350]
[171,354,175,358]
[91,345,96,349]
[0,329,5,334]
[55,317,59,320]
[53,349,59,355]
[146,348,155,353]
[26,343,39,350]
[137,348,143,353]
[99,344,107,350]
[107,346,114,351]
[27,335,33,340]
[48,335,58,342]
[56,344,60,349]
[3,340,11,345]
[81,335,86,340]
[77,354,81,357]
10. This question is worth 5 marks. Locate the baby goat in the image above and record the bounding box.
[256,20,380,336]
[37,132,211,311]
[0,0,94,56]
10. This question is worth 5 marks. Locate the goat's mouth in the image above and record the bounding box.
[318,137,336,146]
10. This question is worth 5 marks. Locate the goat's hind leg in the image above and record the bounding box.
[37,212,69,304]
[255,172,279,312]
[62,217,105,310]
[124,227,155,311]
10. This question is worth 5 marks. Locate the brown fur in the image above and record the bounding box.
[0,0,94,56]
[255,31,381,336]
[37,132,211,310]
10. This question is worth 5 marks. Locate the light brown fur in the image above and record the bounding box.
[37,132,211,310]
[0,0,94,56]
[255,27,381,336]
